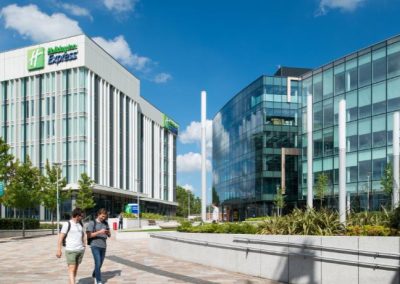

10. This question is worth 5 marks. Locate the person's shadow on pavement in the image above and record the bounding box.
[77,270,122,284]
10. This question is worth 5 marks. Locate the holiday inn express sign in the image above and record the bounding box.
[27,44,78,71]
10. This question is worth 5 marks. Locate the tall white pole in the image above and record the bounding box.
[393,112,400,209]
[201,90,207,222]
[307,95,313,209]
[339,99,346,225]
[56,168,60,235]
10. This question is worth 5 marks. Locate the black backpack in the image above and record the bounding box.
[62,220,83,247]
[87,220,109,245]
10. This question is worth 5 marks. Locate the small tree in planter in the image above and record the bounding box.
[76,173,95,215]
[315,172,328,209]
[274,186,285,217]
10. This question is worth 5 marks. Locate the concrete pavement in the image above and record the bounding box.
[0,234,280,284]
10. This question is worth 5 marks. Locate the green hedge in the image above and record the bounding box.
[0,218,40,230]
[177,221,258,234]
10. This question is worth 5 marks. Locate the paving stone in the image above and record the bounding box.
[0,234,280,283]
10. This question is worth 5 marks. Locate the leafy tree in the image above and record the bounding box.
[76,173,95,213]
[315,172,329,209]
[0,138,15,203]
[273,186,285,216]
[381,162,393,208]
[41,160,68,234]
[2,157,43,237]
[176,185,201,217]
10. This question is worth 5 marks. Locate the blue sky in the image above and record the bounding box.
[0,0,400,200]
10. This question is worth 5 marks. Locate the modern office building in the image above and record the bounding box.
[0,35,178,220]
[213,34,400,220]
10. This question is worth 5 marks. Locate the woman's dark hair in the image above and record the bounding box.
[71,208,84,218]
[96,208,108,217]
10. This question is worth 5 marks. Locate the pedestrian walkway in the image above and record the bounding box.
[0,234,280,283]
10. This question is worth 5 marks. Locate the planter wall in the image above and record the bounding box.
[149,232,400,284]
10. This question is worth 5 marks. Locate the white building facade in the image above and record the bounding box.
[0,35,178,220]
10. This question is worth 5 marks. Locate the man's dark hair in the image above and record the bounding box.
[71,207,84,218]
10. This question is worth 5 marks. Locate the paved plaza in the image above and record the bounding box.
[0,234,279,284]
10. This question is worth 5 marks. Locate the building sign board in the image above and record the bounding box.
[163,114,179,135]
[27,44,78,71]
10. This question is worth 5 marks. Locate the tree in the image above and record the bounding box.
[76,173,95,213]
[41,160,68,234]
[315,173,328,209]
[176,185,201,217]
[273,186,285,216]
[0,138,15,204]
[2,157,43,237]
[381,162,393,208]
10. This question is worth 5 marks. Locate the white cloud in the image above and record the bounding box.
[103,0,138,13]
[177,152,211,173]
[317,0,365,15]
[153,72,172,83]
[182,184,195,192]
[61,3,93,21]
[179,120,213,154]
[0,4,82,43]
[93,35,151,70]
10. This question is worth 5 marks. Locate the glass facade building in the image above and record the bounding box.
[300,35,400,211]
[213,35,400,219]
[213,75,303,220]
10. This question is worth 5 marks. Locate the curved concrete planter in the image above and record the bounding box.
[149,232,400,284]
[0,229,53,238]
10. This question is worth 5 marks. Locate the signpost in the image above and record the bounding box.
[0,181,4,197]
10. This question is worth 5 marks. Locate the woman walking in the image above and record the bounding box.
[86,208,111,284]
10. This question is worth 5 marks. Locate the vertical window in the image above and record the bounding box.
[372,114,386,148]
[358,118,371,150]
[323,127,333,156]
[372,48,387,83]
[358,150,371,181]
[388,42,400,78]
[346,91,357,122]
[346,152,358,182]
[323,68,333,98]
[347,121,358,152]
[358,53,371,88]
[314,130,323,158]
[358,87,371,119]
[372,148,386,180]
[334,64,345,95]
[313,73,323,102]
[323,98,333,128]
[387,76,400,112]
[345,59,358,91]
[313,102,323,130]
[372,82,386,115]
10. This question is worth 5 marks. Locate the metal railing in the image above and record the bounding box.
[150,233,400,271]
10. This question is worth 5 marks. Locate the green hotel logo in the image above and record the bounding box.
[163,114,179,135]
[27,47,45,71]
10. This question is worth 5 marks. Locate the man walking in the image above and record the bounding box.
[87,208,111,284]
[56,208,86,284]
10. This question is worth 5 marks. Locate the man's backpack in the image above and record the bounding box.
[62,221,71,247]
[62,220,83,247]
[87,220,109,245]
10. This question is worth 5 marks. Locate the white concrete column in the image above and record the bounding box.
[201,90,207,221]
[339,99,346,225]
[393,111,400,209]
[1,204,5,218]
[307,95,313,209]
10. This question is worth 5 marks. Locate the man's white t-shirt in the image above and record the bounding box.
[61,220,84,251]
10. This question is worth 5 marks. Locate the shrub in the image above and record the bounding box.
[389,207,400,230]
[258,208,345,236]
[346,225,391,236]
[39,223,58,229]
[0,218,40,230]
[177,222,258,234]
[348,211,390,227]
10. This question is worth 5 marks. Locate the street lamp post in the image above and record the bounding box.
[53,162,62,235]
